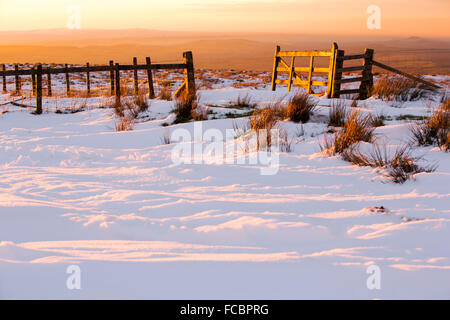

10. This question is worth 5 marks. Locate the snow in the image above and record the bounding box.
[0,71,449,299]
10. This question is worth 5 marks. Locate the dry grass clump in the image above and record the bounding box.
[192,105,209,121]
[115,115,134,132]
[161,129,171,145]
[232,120,250,139]
[172,92,199,124]
[133,93,149,113]
[441,93,450,111]
[158,80,173,101]
[410,106,450,151]
[342,144,436,184]
[55,99,88,114]
[350,97,359,108]
[285,92,317,123]
[248,104,281,150]
[113,95,150,119]
[279,128,293,153]
[321,111,375,155]
[369,113,386,127]
[328,100,347,127]
[372,75,433,102]
[112,99,125,117]
[112,95,150,132]
[227,94,257,109]
[249,105,279,132]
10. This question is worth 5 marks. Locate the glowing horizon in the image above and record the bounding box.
[0,0,449,37]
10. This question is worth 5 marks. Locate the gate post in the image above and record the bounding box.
[332,50,345,98]
[327,42,338,98]
[359,48,374,100]
[183,51,195,96]
[271,46,280,91]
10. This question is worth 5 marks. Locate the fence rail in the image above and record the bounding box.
[0,51,195,114]
[372,60,440,90]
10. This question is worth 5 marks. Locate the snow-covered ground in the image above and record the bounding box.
[0,71,449,299]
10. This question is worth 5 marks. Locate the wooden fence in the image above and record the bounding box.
[330,48,374,99]
[272,43,440,99]
[0,51,195,114]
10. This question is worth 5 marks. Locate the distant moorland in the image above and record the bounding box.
[0,29,449,74]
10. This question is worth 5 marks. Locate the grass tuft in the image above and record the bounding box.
[328,100,347,127]
[227,94,257,109]
[372,75,433,102]
[342,144,436,183]
[161,129,171,144]
[133,93,149,113]
[158,80,173,101]
[285,92,317,123]
[249,104,281,150]
[279,128,293,153]
[172,92,199,124]
[410,106,450,151]
[369,113,386,127]
[115,115,134,132]
[321,110,375,155]
[441,92,450,111]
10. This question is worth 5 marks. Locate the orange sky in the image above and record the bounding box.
[0,0,449,37]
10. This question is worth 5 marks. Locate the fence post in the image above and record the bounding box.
[332,50,345,98]
[15,64,21,94]
[133,57,139,96]
[65,64,70,96]
[31,67,36,96]
[1,64,6,92]
[271,46,280,91]
[109,60,115,96]
[146,57,155,99]
[46,70,52,97]
[36,64,42,114]
[183,51,195,96]
[359,48,374,100]
[327,42,338,98]
[115,63,121,102]
[86,62,90,95]
[287,56,295,92]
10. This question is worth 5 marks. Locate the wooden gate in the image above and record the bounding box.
[271,43,375,99]
[271,43,338,96]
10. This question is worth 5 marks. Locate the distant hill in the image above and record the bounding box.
[0,29,448,74]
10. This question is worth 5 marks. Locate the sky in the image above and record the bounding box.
[0,0,449,37]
